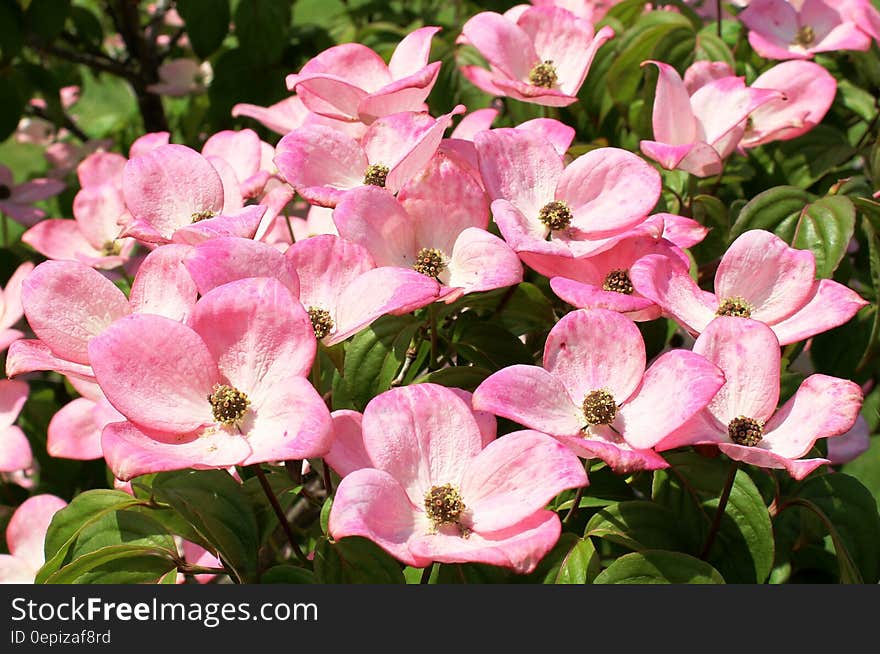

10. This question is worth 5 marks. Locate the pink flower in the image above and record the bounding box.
[474,128,661,268]
[473,308,725,473]
[827,0,880,42]
[286,234,444,345]
[826,415,870,465]
[232,96,368,141]
[289,205,337,243]
[0,262,33,353]
[329,383,587,573]
[740,0,870,59]
[202,129,269,200]
[739,60,837,148]
[657,317,862,479]
[274,107,464,207]
[89,277,332,480]
[121,144,264,244]
[332,152,522,301]
[0,165,65,227]
[640,61,781,177]
[47,377,120,461]
[549,234,689,321]
[459,6,614,106]
[0,380,32,476]
[0,495,67,583]
[22,183,136,270]
[147,58,211,96]
[630,229,868,345]
[286,27,442,123]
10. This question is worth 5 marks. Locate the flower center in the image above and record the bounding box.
[793,25,815,47]
[538,200,572,231]
[528,60,558,88]
[603,269,634,295]
[582,389,617,426]
[191,210,217,223]
[424,484,465,528]
[0,184,11,200]
[727,416,763,447]
[208,383,250,425]
[100,240,122,256]
[716,296,753,318]
[363,163,389,187]
[307,306,334,340]
[413,247,446,278]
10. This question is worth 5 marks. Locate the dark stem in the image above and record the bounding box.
[26,104,90,142]
[419,564,434,584]
[252,465,310,566]
[428,303,439,369]
[1,212,8,248]
[700,461,738,559]
[563,485,586,524]
[716,0,722,37]
[322,462,333,496]
[28,39,133,79]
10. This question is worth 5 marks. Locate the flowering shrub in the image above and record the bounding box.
[1,0,879,585]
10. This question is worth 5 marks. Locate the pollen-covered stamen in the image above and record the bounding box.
[582,389,617,426]
[307,306,334,340]
[716,296,753,318]
[603,269,634,295]
[363,163,389,187]
[100,240,122,257]
[424,484,465,528]
[413,247,446,278]
[208,383,250,425]
[728,416,764,447]
[793,25,815,47]
[528,60,558,88]
[191,210,217,223]
[538,200,572,231]
[0,184,11,200]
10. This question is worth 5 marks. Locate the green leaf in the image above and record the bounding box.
[842,436,880,506]
[261,565,316,584]
[730,186,812,239]
[452,319,533,371]
[413,365,491,391]
[24,0,70,42]
[703,469,774,583]
[782,196,856,279]
[176,0,231,59]
[43,546,177,584]
[446,283,555,336]
[776,125,857,189]
[341,315,420,410]
[314,537,405,584]
[586,501,694,552]
[152,470,259,583]
[67,6,103,49]
[791,473,880,583]
[519,533,600,584]
[38,490,149,583]
[241,469,302,544]
[594,550,725,584]
[0,68,30,141]
[234,0,291,65]
[0,2,24,60]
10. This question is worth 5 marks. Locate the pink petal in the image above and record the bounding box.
[333,186,417,267]
[22,261,131,365]
[826,415,870,465]
[129,244,198,323]
[639,140,697,171]
[718,443,827,480]
[516,118,575,156]
[274,126,366,206]
[0,378,28,429]
[329,267,442,345]
[171,204,265,244]
[0,426,32,472]
[769,279,867,346]
[644,60,698,145]
[1,261,34,330]
[629,253,718,334]
[683,60,735,94]
[389,26,440,79]
[190,277,315,392]
[47,397,105,460]
[12,178,66,203]
[409,509,561,574]
[102,420,251,481]
[240,376,333,464]
[76,151,127,188]
[22,219,103,263]
[714,230,816,323]
[693,317,781,425]
[232,96,309,135]
[475,128,561,218]
[361,384,484,501]
[462,429,587,532]
[543,309,646,405]
[122,144,225,241]
[72,185,129,248]
[0,555,36,583]
[184,236,299,296]
[88,314,219,433]
[550,277,658,317]
[554,430,670,473]
[202,129,262,187]
[205,155,244,215]
[446,227,523,295]
[761,374,862,459]
[358,63,441,123]
[129,132,171,159]
[472,365,584,436]
[461,11,538,81]
[329,468,429,568]
[5,339,96,381]
[325,410,370,477]
[450,108,499,140]
[690,77,781,148]
[6,494,67,570]
[616,350,725,449]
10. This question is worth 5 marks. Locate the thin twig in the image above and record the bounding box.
[253,465,310,566]
[700,461,739,559]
